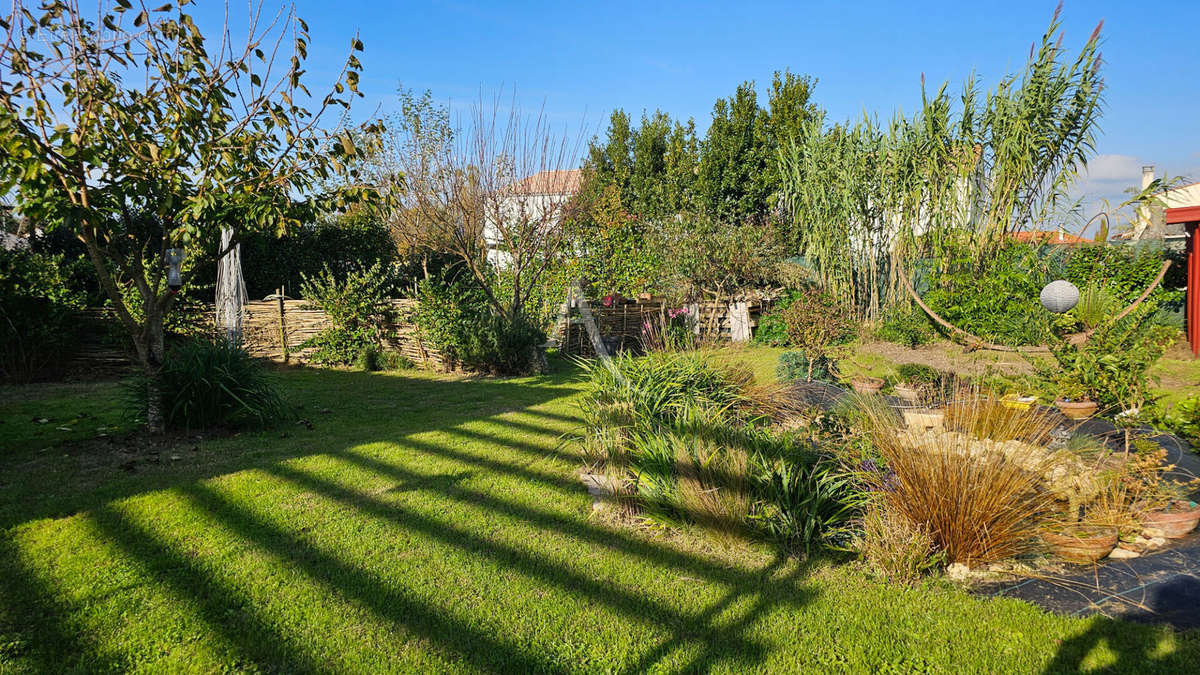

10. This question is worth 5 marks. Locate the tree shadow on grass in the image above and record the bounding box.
[1041,615,1200,674]
[0,363,824,672]
[0,364,578,531]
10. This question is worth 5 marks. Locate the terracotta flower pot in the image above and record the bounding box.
[1042,525,1118,564]
[851,376,884,395]
[893,383,921,403]
[1055,398,1098,420]
[1143,501,1200,539]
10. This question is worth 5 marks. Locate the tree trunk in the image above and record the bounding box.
[140,307,167,434]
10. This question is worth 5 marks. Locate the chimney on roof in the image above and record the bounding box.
[1142,165,1155,191]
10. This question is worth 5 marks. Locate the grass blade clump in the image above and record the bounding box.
[571,351,859,552]
[126,337,286,432]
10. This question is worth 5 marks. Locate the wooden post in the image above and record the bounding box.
[572,280,611,362]
[277,288,289,363]
[729,301,751,342]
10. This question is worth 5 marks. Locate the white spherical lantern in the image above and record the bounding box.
[1040,280,1080,313]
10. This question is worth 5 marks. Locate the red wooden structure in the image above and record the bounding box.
[1166,205,1200,357]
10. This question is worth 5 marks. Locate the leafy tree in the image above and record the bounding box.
[764,70,819,152]
[0,1,372,430]
[696,82,773,224]
[584,110,635,207]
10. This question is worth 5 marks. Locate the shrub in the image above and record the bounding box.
[414,272,546,375]
[380,351,415,371]
[896,363,940,385]
[1064,242,1184,315]
[458,313,547,375]
[0,249,85,382]
[1152,395,1200,446]
[776,351,834,383]
[754,290,801,347]
[126,338,285,431]
[875,304,936,348]
[923,243,1053,346]
[779,287,856,355]
[300,262,396,367]
[1032,303,1174,409]
[356,344,383,372]
[239,216,398,300]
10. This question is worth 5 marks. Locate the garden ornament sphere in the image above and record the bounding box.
[1040,280,1080,313]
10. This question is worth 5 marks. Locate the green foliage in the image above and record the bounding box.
[776,351,834,383]
[0,1,373,400]
[561,183,663,297]
[696,82,774,224]
[1065,243,1184,312]
[414,273,546,375]
[779,11,1104,318]
[305,327,378,368]
[779,287,856,358]
[300,262,397,367]
[125,337,285,431]
[240,217,398,300]
[749,451,858,551]
[1033,304,1175,408]
[0,249,86,382]
[351,343,414,373]
[1072,285,1115,332]
[923,243,1053,346]
[572,71,816,299]
[896,363,941,385]
[651,217,783,298]
[301,262,396,333]
[875,304,936,348]
[753,307,790,347]
[1152,395,1200,446]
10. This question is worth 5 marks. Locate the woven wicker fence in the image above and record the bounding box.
[241,298,456,370]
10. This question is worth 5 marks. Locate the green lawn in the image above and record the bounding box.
[1,360,1197,672]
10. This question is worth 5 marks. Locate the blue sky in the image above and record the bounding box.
[194,1,1199,218]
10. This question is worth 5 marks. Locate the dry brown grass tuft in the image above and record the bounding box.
[944,393,1054,445]
[859,503,943,585]
[675,438,752,545]
[858,397,1058,565]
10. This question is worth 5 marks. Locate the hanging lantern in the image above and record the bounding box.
[1040,279,1080,313]
[165,248,185,293]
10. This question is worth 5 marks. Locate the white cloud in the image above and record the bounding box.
[1080,153,1145,183]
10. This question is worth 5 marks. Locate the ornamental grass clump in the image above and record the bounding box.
[571,352,858,551]
[126,337,286,432]
[854,396,1059,565]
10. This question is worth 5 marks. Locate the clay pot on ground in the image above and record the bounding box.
[850,376,884,395]
[893,383,922,403]
[1042,524,1118,564]
[1142,501,1200,539]
[1055,398,1098,420]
